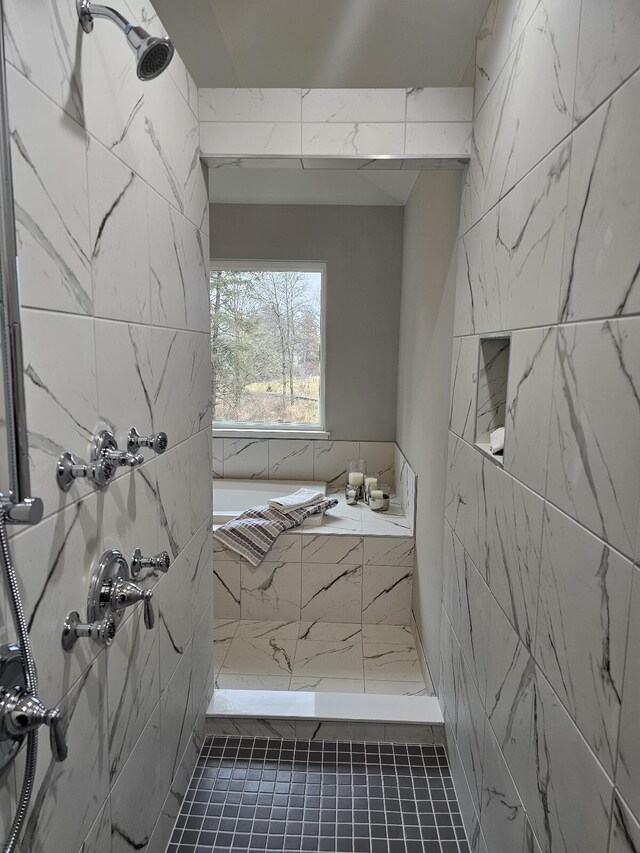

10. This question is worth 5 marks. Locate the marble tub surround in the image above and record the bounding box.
[214,619,431,698]
[199,87,473,159]
[1,1,213,851]
[442,0,640,851]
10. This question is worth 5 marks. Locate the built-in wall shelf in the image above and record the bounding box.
[474,335,511,467]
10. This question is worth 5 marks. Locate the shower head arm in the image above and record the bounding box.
[77,1,131,35]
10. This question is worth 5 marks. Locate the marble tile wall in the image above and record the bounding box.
[444,2,640,852]
[0,1,213,851]
[198,87,474,159]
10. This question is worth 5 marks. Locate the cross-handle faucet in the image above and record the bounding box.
[130,548,171,578]
[0,686,67,762]
[127,427,168,455]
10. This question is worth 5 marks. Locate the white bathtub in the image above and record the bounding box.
[212,479,327,525]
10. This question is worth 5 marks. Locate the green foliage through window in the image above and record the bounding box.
[211,267,323,425]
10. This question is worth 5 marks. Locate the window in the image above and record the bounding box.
[210,261,325,430]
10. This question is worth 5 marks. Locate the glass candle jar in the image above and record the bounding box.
[346,459,367,502]
[369,483,391,512]
[364,475,379,504]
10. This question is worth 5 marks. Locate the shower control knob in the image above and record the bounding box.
[0,686,67,762]
[101,448,145,468]
[57,452,116,491]
[61,611,117,650]
[108,580,154,629]
[128,427,169,455]
[131,548,171,577]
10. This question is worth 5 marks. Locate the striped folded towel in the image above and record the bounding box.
[213,497,339,567]
[268,488,324,511]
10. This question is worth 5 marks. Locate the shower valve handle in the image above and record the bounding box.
[0,687,68,762]
[57,452,116,491]
[109,580,154,629]
[62,611,117,650]
[101,448,144,468]
[128,427,168,455]
[131,548,171,577]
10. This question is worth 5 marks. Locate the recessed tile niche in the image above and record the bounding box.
[474,335,511,464]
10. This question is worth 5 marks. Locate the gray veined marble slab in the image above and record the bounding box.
[616,566,640,819]
[535,502,632,776]
[301,534,362,565]
[199,88,301,123]
[312,440,359,487]
[190,429,214,535]
[240,560,302,622]
[503,326,556,495]
[222,438,269,479]
[560,70,640,323]
[574,0,640,125]
[361,565,412,625]
[481,723,526,853]
[268,439,314,479]
[458,135,484,236]
[221,637,296,677]
[301,563,362,623]
[526,668,613,853]
[213,562,241,620]
[609,795,640,853]
[546,318,640,559]
[156,441,192,559]
[157,546,194,688]
[293,639,363,679]
[452,645,486,812]
[449,335,478,443]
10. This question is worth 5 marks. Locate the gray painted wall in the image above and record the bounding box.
[443,2,640,853]
[395,170,462,683]
[210,203,404,441]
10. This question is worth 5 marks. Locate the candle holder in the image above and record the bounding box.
[369,483,391,512]
[346,459,367,502]
[364,474,379,504]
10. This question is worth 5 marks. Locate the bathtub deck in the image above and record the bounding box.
[214,619,433,697]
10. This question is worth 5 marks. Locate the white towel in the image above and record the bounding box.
[268,488,324,511]
[490,427,505,454]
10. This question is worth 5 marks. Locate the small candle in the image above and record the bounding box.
[370,489,384,500]
[348,472,364,487]
[364,477,378,491]
[346,488,357,505]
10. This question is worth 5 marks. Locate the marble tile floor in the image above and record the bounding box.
[167,736,470,853]
[214,620,433,697]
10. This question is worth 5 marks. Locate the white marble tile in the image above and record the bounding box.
[610,565,640,817]
[507,140,571,330]
[514,0,580,184]
[405,123,472,158]
[3,0,83,123]
[234,619,301,640]
[302,509,363,535]
[221,637,297,676]
[190,429,213,535]
[302,123,405,157]
[293,639,364,679]
[406,88,473,122]
[449,336,478,442]
[240,560,301,621]
[362,566,412,625]
[107,604,159,782]
[156,441,192,559]
[610,795,640,853]
[481,724,526,853]
[302,89,405,123]
[21,309,98,515]
[263,533,302,563]
[363,643,422,682]
[191,606,215,721]
[95,320,154,448]
[535,503,632,775]
[213,561,241,620]
[362,624,413,644]
[159,645,193,802]
[361,513,413,537]
[451,646,486,811]
[561,72,640,323]
[574,0,640,124]
[156,545,194,687]
[216,674,292,691]
[223,438,269,479]
[503,327,556,494]
[201,122,301,156]
[199,88,301,122]
[214,618,238,640]
[289,676,365,693]
[268,439,314,479]
[363,536,414,567]
[166,47,198,118]
[485,597,534,795]
[313,440,359,487]
[212,437,224,478]
[444,433,473,546]
[526,668,614,853]
[459,136,484,234]
[78,802,112,853]
[359,441,395,483]
[301,563,362,623]
[88,139,150,323]
[301,534,362,565]
[149,191,209,331]
[298,621,362,642]
[365,680,429,696]
[7,67,92,315]
[546,319,640,558]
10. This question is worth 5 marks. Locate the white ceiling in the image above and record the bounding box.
[153,0,488,88]
[208,166,420,205]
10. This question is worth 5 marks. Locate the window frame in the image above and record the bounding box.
[210,259,327,435]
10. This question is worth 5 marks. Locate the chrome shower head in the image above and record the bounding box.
[77,0,175,81]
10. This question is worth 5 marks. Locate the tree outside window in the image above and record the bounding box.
[210,263,324,427]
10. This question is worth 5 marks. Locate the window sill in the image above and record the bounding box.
[212,428,331,440]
